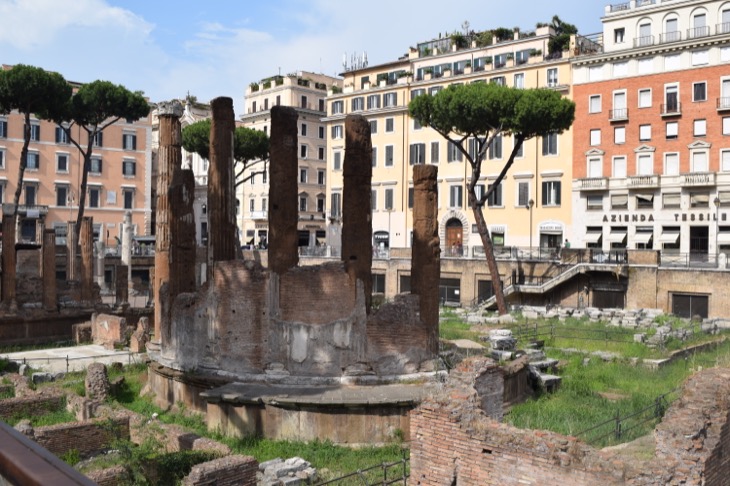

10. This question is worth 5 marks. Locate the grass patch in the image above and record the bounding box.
[440,309,481,341]
[7,406,76,427]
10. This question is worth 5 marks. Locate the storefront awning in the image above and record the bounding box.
[718,233,730,245]
[585,232,603,244]
[607,232,627,243]
[634,232,653,244]
[659,232,680,244]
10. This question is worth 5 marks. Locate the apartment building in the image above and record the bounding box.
[239,72,341,249]
[572,0,730,259]
[0,86,152,245]
[324,25,577,260]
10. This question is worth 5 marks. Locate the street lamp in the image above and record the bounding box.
[526,199,534,259]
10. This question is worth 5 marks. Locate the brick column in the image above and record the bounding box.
[154,100,183,344]
[2,210,17,311]
[66,221,77,281]
[207,96,237,277]
[341,115,373,312]
[79,217,94,302]
[412,165,440,354]
[42,229,57,311]
[268,106,299,274]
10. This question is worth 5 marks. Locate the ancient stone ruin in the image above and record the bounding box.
[148,101,442,443]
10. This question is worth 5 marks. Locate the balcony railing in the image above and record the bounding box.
[717,22,730,35]
[682,172,716,186]
[717,97,730,111]
[659,31,681,43]
[609,108,628,121]
[688,26,710,39]
[249,210,268,220]
[660,251,719,269]
[660,102,681,116]
[634,35,654,48]
[609,2,630,12]
[579,178,608,190]
[628,174,659,188]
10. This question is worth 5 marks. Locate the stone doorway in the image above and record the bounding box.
[445,218,463,256]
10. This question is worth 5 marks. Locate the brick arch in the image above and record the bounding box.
[439,210,470,250]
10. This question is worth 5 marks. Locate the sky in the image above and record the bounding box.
[0,0,609,115]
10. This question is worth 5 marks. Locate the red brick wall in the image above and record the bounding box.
[182,455,258,486]
[91,313,127,349]
[278,262,356,324]
[0,394,65,421]
[33,417,129,458]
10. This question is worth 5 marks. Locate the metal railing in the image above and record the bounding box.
[2,350,144,373]
[660,252,720,269]
[312,453,409,485]
[609,108,628,120]
[661,102,681,116]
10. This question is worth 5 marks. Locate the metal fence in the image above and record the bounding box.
[660,252,721,269]
[311,454,409,486]
[2,351,144,373]
[509,321,703,346]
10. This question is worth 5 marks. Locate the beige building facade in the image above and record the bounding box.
[325,25,578,258]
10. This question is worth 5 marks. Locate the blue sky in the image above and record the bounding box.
[0,0,609,114]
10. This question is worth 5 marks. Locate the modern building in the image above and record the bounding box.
[0,68,152,246]
[572,0,730,260]
[239,71,341,249]
[324,24,581,262]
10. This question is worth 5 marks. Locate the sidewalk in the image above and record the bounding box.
[1,344,145,374]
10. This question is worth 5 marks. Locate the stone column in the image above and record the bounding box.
[35,217,45,245]
[42,229,57,311]
[154,100,183,344]
[411,165,440,354]
[66,221,77,281]
[115,264,128,307]
[207,96,237,277]
[121,211,133,288]
[2,208,17,311]
[94,240,105,290]
[268,106,299,274]
[79,217,94,302]
[341,115,373,312]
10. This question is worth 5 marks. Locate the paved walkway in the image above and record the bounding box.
[1,345,144,374]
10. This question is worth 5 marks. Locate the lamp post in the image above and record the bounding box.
[526,199,534,258]
[714,196,721,264]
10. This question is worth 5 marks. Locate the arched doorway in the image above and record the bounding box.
[445,218,463,256]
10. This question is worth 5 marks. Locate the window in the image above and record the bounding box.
[93,131,103,147]
[122,159,136,176]
[262,171,267,184]
[88,187,100,208]
[514,73,524,89]
[318,170,325,185]
[547,68,558,88]
[665,17,679,40]
[27,152,39,170]
[24,184,36,206]
[0,119,6,138]
[663,193,680,209]
[250,174,256,185]
[413,118,422,130]
[385,145,394,167]
[614,27,625,44]
[430,141,439,163]
[589,95,601,113]
[351,97,364,112]
[475,184,485,203]
[29,123,40,141]
[300,95,308,109]
[0,149,4,168]
[333,151,342,170]
[694,119,707,137]
[664,54,681,71]
[449,185,463,208]
[299,168,308,183]
[385,118,394,132]
[665,85,679,112]
[318,126,325,139]
[123,189,134,209]
[318,147,325,160]
[385,188,394,210]
[614,126,626,144]
[89,157,102,174]
[590,129,601,146]
[384,92,397,107]
[56,154,68,172]
[612,91,627,118]
[488,135,502,159]
[487,183,502,207]
[371,147,377,167]
[691,50,709,66]
[371,190,377,211]
[690,192,709,208]
[613,62,628,77]
[517,181,529,207]
[514,138,524,158]
[447,141,463,162]
[331,192,341,217]
[56,185,68,207]
[408,187,414,208]
[666,122,678,139]
[693,82,707,102]
[665,153,679,175]
[249,199,255,212]
[611,194,628,210]
[542,133,558,155]
[367,94,380,110]
[331,100,344,115]
[369,120,377,134]
[637,154,653,175]
[410,143,426,165]
[122,133,136,150]
[490,76,506,86]
[692,151,708,172]
[300,145,307,158]
[639,124,651,141]
[411,88,425,99]
[264,99,269,110]
[55,125,69,144]
[613,156,627,178]
[638,89,652,108]
[542,181,561,206]
[723,150,730,172]
[638,22,652,46]
[317,196,325,213]
[331,125,343,139]
[299,195,308,212]
[587,157,602,178]
[319,99,325,112]
[587,195,603,210]
[301,123,307,137]
[724,117,730,135]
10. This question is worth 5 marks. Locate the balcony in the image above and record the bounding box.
[659,31,681,43]
[249,210,268,220]
[717,22,730,35]
[660,102,681,117]
[627,174,659,188]
[682,172,716,187]
[609,108,628,121]
[578,178,608,191]
[17,204,49,217]
[687,26,710,40]
[633,35,654,48]
[717,97,730,111]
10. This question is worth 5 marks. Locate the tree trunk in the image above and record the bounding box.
[11,112,31,220]
[74,136,94,245]
[469,190,508,314]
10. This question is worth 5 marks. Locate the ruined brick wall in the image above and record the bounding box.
[91,313,128,349]
[16,249,40,276]
[0,394,65,421]
[33,417,129,458]
[183,455,258,486]
[656,268,727,316]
